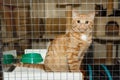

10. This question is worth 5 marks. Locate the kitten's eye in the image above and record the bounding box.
[85,21,89,24]
[77,20,80,23]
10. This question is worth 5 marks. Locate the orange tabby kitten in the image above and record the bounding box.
[15,11,95,72]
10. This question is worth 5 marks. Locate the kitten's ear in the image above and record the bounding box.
[72,10,79,18]
[88,12,95,20]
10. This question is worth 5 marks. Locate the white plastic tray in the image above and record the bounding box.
[4,67,83,80]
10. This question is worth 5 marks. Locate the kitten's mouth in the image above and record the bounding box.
[80,29,92,33]
[80,30,85,32]
[79,29,86,33]
[72,27,89,33]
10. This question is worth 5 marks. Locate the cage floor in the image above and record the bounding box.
[4,67,83,80]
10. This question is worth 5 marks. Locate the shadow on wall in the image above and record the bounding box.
[82,43,94,65]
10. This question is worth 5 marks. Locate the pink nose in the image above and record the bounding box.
[80,24,87,30]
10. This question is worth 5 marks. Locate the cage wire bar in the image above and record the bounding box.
[0,0,120,80]
[0,18,3,80]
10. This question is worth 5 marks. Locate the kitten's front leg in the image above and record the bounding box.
[66,47,80,72]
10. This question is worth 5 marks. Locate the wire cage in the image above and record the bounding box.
[0,0,120,80]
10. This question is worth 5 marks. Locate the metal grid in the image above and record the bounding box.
[0,0,120,80]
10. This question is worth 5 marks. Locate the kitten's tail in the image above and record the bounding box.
[14,63,45,70]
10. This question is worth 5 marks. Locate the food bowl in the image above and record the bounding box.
[3,54,15,64]
[21,53,43,64]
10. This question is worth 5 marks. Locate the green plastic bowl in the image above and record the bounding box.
[3,54,15,64]
[21,53,43,64]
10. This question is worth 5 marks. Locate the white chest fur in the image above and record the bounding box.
[81,34,88,41]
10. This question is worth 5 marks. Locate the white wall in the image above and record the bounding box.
[30,0,119,18]
[30,3,45,18]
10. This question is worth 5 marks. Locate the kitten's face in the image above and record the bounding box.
[72,11,95,33]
